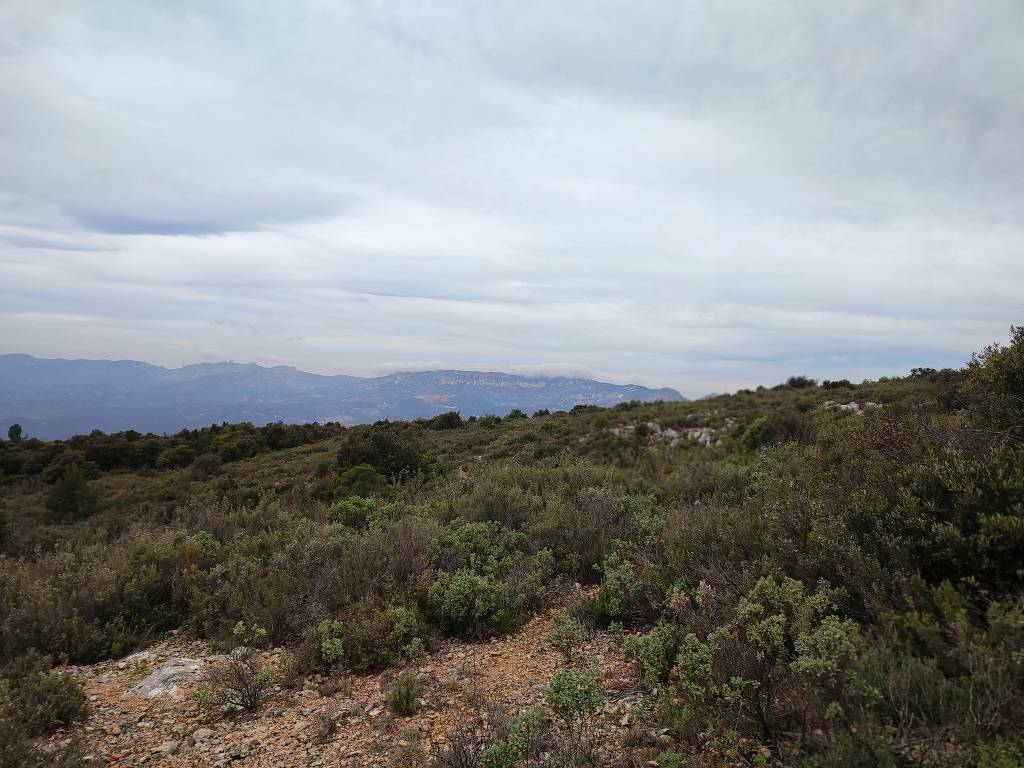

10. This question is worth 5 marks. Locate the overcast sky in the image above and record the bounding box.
[1,1,1021,395]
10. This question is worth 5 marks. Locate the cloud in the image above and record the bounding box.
[0,0,1022,394]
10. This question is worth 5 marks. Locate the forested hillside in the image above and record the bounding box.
[1,329,1022,767]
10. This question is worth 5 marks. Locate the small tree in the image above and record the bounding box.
[786,375,817,389]
[6,424,22,443]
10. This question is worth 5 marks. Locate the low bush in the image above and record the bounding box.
[45,465,99,521]
[0,652,88,737]
[544,666,604,765]
[388,672,419,716]
[316,601,424,673]
[549,611,586,662]
[203,648,276,712]
[621,622,678,689]
[427,570,524,640]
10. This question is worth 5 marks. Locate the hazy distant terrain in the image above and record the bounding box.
[0,354,684,439]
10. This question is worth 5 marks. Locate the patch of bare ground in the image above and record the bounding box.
[43,609,642,767]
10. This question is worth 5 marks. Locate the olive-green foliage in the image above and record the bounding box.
[388,671,418,716]
[316,603,422,672]
[974,740,1024,768]
[549,611,586,661]
[961,324,1024,432]
[203,647,276,712]
[427,570,524,640]
[654,752,684,768]
[45,465,99,521]
[337,424,429,481]
[622,622,678,688]
[544,666,603,722]
[333,464,389,498]
[190,452,222,480]
[327,495,402,529]
[0,652,87,737]
[479,708,546,768]
[669,576,871,741]
[479,740,518,768]
[428,411,464,430]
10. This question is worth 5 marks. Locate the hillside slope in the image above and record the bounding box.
[2,329,1023,767]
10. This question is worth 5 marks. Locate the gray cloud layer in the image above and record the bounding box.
[1,1,1021,394]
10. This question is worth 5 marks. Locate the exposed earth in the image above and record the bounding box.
[43,609,644,767]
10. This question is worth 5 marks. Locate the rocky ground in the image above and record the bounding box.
[44,610,646,767]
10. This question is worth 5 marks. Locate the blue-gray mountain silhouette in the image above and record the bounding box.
[0,354,685,439]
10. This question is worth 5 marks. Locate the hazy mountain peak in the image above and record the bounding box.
[0,354,685,439]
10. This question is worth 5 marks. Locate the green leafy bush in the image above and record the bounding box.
[549,611,586,662]
[45,465,99,521]
[0,653,87,737]
[668,576,871,743]
[427,570,524,639]
[545,666,603,722]
[316,601,424,672]
[622,622,678,688]
[388,671,418,716]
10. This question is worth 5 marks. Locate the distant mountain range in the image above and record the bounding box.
[0,354,685,440]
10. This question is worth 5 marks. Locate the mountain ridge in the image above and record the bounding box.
[0,353,686,439]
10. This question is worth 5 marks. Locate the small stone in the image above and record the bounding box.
[155,740,181,755]
[104,723,121,736]
[193,727,214,741]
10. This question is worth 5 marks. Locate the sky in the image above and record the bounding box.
[1,1,1022,396]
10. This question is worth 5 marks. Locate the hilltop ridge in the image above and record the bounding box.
[0,354,685,440]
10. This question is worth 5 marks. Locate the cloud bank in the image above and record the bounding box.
[1,0,1021,395]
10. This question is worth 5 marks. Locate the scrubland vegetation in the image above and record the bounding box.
[1,328,1023,766]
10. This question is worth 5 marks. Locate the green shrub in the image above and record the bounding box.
[203,647,275,712]
[1,653,88,737]
[429,411,464,430]
[669,576,870,742]
[739,415,771,450]
[388,672,418,716]
[975,740,1024,768]
[315,601,423,672]
[45,465,99,521]
[622,622,678,688]
[544,666,603,763]
[337,426,429,481]
[549,611,586,662]
[427,570,524,639]
[545,666,603,722]
[480,739,518,768]
[655,751,684,768]
[190,452,222,480]
[327,495,399,529]
[333,464,389,498]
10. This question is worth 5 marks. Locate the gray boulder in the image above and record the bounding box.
[134,658,203,698]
